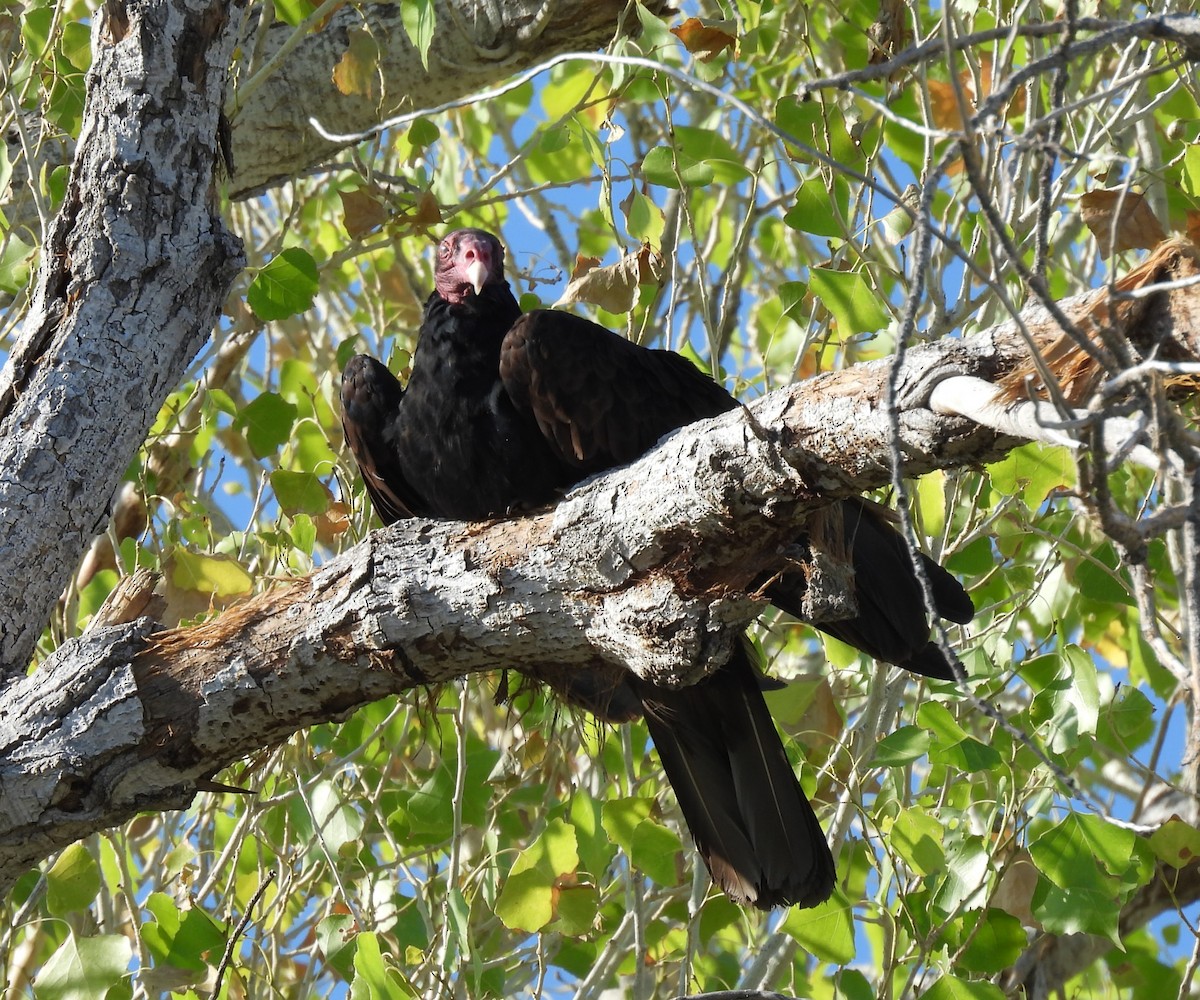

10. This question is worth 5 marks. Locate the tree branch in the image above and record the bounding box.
[6,248,1200,891]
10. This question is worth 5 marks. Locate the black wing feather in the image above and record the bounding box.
[499,309,739,471]
[340,354,420,526]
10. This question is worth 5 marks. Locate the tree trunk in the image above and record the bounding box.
[0,0,244,679]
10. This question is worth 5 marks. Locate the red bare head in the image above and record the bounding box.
[434,228,506,304]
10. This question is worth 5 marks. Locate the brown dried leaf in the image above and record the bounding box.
[670,17,736,62]
[1079,190,1168,252]
[927,79,963,132]
[554,246,665,313]
[634,244,665,284]
[927,55,1026,131]
[1186,210,1200,247]
[412,190,443,230]
[339,187,387,239]
[570,254,603,282]
[332,26,379,98]
[315,500,352,547]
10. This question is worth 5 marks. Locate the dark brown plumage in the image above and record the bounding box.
[341,228,973,909]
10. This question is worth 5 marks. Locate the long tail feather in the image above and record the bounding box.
[633,645,835,910]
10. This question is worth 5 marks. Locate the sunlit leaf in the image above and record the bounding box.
[399,0,435,71]
[168,550,253,598]
[45,844,100,915]
[332,26,381,98]
[808,267,890,335]
[916,975,1005,1000]
[782,894,855,963]
[247,248,319,321]
[34,933,132,1000]
[496,819,580,932]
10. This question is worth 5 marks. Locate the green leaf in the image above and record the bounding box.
[310,781,365,856]
[1029,814,1135,892]
[808,267,890,335]
[1182,145,1200,198]
[890,808,944,875]
[916,975,1005,1000]
[236,392,298,458]
[141,892,226,973]
[1099,685,1155,753]
[273,0,315,26]
[568,792,614,880]
[985,442,1075,509]
[350,931,414,999]
[933,836,991,913]
[662,126,751,184]
[821,632,860,668]
[496,819,580,932]
[784,180,844,237]
[641,145,715,188]
[622,189,665,245]
[0,231,35,295]
[1149,819,1200,869]
[917,701,968,744]
[1029,645,1101,753]
[247,247,319,321]
[873,725,931,766]
[1032,879,1122,946]
[271,470,332,517]
[394,744,499,843]
[944,908,1027,973]
[629,819,682,887]
[782,893,855,963]
[34,932,132,1000]
[554,878,599,936]
[317,914,358,980]
[778,280,809,322]
[400,0,435,70]
[169,549,253,597]
[45,843,100,915]
[1073,544,1134,607]
[774,95,823,153]
[601,797,653,857]
[539,124,571,154]
[932,736,1001,773]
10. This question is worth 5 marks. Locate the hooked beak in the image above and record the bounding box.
[465,258,488,296]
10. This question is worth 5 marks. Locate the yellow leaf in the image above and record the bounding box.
[332,26,379,98]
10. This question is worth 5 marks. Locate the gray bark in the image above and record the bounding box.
[0,0,677,685]
[0,0,244,679]
[0,348,994,897]
[5,248,1200,890]
[1,0,673,236]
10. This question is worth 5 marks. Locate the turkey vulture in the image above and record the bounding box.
[341,228,973,910]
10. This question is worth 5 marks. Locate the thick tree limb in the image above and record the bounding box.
[0,0,244,680]
[1,0,674,236]
[6,245,1200,892]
